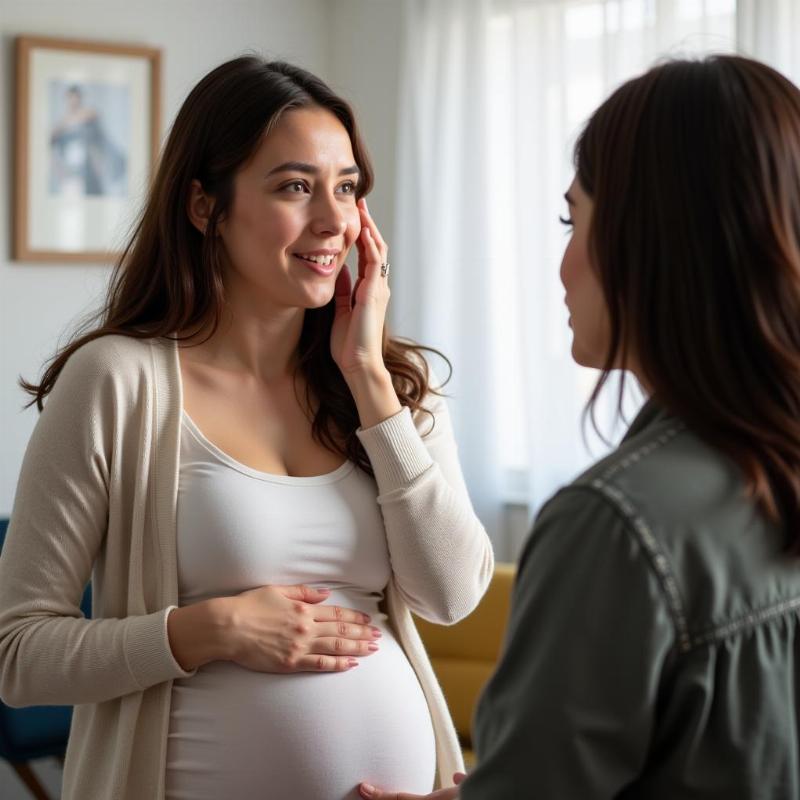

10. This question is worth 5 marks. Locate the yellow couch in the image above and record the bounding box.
[414,563,516,764]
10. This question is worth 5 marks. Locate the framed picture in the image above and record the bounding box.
[14,36,161,262]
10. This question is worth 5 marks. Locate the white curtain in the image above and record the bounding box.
[393,0,505,545]
[393,0,797,559]
[738,0,800,83]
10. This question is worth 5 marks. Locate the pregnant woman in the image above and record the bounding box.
[0,57,493,800]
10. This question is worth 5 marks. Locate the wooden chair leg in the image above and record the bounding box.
[10,761,52,800]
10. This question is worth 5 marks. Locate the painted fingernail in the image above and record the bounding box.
[371,626,382,637]
[318,588,331,595]
[362,613,371,623]
[361,784,375,798]
[368,643,380,652]
[348,658,359,667]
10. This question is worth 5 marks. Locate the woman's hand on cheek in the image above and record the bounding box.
[358,772,466,800]
[330,198,390,381]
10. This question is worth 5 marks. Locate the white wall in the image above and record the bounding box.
[0,0,340,515]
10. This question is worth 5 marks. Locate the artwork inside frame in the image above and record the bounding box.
[14,35,161,263]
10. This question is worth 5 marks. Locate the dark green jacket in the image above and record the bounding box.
[462,400,800,799]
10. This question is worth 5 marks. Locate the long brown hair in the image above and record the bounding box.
[23,56,449,475]
[575,55,800,543]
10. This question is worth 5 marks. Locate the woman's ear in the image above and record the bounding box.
[187,179,215,235]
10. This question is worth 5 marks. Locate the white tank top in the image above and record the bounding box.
[165,412,436,800]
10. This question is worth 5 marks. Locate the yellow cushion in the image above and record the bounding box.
[414,563,516,748]
[423,658,496,740]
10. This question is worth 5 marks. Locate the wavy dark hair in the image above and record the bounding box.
[22,56,450,475]
[575,55,800,543]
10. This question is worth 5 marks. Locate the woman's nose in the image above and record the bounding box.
[310,194,347,236]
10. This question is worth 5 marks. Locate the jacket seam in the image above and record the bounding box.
[598,424,685,482]
[588,479,692,652]
[688,595,800,649]
[576,423,690,651]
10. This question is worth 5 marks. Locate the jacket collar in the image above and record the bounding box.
[621,396,673,443]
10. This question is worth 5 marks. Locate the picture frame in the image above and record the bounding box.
[14,36,161,263]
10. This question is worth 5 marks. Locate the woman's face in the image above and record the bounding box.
[559,176,610,368]
[217,105,362,312]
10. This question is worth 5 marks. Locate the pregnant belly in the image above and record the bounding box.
[165,596,436,800]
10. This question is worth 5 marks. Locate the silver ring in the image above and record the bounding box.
[380,262,390,278]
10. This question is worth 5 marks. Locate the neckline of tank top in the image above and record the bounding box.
[180,410,356,486]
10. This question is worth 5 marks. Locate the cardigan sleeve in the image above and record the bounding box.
[461,486,676,799]
[0,339,192,708]
[356,369,494,624]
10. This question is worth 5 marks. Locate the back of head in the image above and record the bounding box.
[575,55,800,543]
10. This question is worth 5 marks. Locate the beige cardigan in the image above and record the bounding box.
[0,335,493,799]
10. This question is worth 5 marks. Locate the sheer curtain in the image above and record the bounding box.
[738,0,800,83]
[392,0,798,559]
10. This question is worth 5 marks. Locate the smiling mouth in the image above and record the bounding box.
[294,253,337,266]
[293,254,338,276]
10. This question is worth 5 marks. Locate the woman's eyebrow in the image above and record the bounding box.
[266,161,361,177]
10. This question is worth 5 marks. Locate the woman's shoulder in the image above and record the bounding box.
[38,335,168,430]
[573,408,738,529]
[53,334,171,407]
[65,334,163,376]
[554,408,795,640]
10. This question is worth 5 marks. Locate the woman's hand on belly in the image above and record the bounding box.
[359,773,466,800]
[223,584,382,673]
[169,584,381,673]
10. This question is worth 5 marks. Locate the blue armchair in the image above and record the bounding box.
[0,518,91,800]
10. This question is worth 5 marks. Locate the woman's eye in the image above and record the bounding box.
[284,181,308,193]
[338,181,357,195]
[558,214,574,227]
